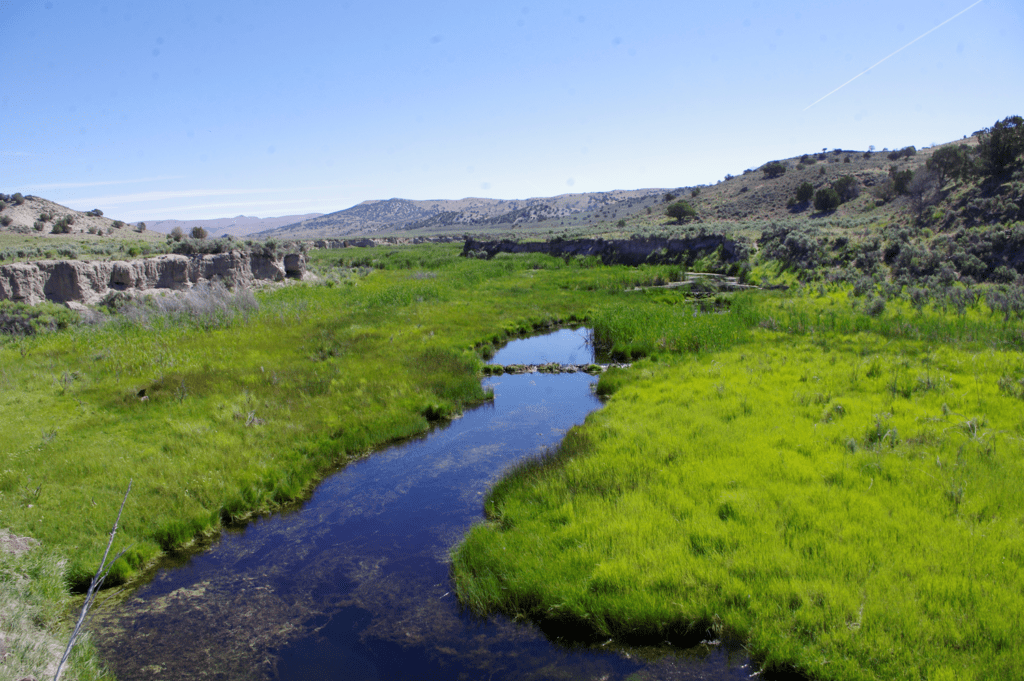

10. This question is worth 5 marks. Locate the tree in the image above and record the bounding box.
[665,200,697,223]
[170,226,184,241]
[813,188,841,212]
[795,181,815,203]
[976,115,1024,177]
[888,146,917,161]
[136,222,147,233]
[190,225,208,239]
[927,144,975,185]
[761,161,787,179]
[89,208,104,217]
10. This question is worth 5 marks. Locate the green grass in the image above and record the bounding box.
[2,243,648,677]
[5,243,1024,679]
[0,537,111,681]
[3,245,608,588]
[453,290,1024,680]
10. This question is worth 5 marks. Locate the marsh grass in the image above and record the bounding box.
[454,289,1024,680]
[0,244,691,596]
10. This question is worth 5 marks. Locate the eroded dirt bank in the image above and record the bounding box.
[0,250,306,305]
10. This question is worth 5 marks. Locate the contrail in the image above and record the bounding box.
[804,0,985,111]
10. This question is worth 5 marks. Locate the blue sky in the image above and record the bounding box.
[2,0,1021,222]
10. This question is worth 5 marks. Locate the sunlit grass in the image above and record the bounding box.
[7,242,1024,679]
[454,292,1024,680]
[1,244,693,589]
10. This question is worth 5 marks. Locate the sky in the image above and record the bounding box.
[2,0,1021,222]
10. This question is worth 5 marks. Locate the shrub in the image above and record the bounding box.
[170,226,184,242]
[814,188,841,212]
[190,226,208,240]
[833,175,859,203]
[0,216,12,227]
[890,168,914,195]
[88,208,103,217]
[761,161,787,179]
[795,181,815,203]
[691,187,701,198]
[12,193,25,205]
[136,222,146,232]
[51,217,72,234]
[112,220,125,229]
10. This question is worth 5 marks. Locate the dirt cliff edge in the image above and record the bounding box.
[0,250,305,305]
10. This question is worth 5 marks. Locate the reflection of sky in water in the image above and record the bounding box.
[490,327,594,365]
[92,331,753,681]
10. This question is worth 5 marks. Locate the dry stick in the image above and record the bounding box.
[53,479,132,681]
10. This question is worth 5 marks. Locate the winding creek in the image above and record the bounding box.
[92,328,754,680]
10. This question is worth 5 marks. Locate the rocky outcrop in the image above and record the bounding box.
[0,250,305,305]
[462,235,746,266]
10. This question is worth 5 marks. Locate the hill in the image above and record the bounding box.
[0,194,162,240]
[0,193,170,263]
[252,140,982,242]
[143,213,324,238]
[256,190,665,239]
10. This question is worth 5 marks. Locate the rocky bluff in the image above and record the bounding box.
[462,235,745,266]
[0,250,305,306]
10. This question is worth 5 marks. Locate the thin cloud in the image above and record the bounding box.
[99,199,347,221]
[76,185,344,206]
[24,176,185,190]
[804,0,985,111]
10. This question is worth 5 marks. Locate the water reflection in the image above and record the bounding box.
[489,327,596,365]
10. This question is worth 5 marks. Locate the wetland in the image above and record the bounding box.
[2,243,1024,681]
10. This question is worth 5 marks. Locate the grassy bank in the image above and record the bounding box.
[453,289,1024,680]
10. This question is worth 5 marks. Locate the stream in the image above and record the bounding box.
[92,328,754,680]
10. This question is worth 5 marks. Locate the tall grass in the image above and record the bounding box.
[0,244,695,589]
[453,290,1024,680]
[0,536,110,681]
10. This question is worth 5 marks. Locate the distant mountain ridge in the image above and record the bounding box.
[257,190,665,239]
[143,213,324,238]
